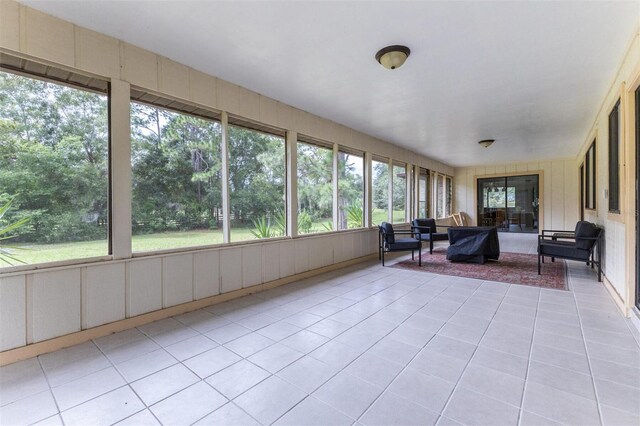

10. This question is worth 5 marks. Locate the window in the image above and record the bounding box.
[445,176,453,216]
[0,70,109,267]
[436,174,445,218]
[392,162,407,223]
[337,150,364,229]
[297,139,333,234]
[585,140,596,209]
[608,100,620,213]
[229,125,286,241]
[418,169,429,218]
[130,102,223,252]
[372,158,390,225]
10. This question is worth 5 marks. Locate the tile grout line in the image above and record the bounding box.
[516,279,541,426]
[571,266,606,426]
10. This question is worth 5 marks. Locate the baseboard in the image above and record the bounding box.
[0,253,377,366]
[602,274,629,317]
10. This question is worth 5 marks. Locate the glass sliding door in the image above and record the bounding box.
[477,174,539,233]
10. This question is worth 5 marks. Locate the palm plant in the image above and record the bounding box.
[250,216,275,239]
[347,205,364,229]
[0,198,30,265]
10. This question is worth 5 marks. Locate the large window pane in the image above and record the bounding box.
[436,174,445,218]
[131,103,223,252]
[392,163,407,223]
[446,176,453,216]
[297,142,333,233]
[418,170,429,218]
[0,71,108,267]
[372,159,389,225]
[337,151,364,230]
[229,126,285,241]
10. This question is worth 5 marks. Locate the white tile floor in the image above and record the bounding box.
[1,234,639,426]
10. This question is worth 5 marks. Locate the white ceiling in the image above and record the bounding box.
[22,1,640,167]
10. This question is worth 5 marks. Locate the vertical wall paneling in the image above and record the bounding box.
[241,245,263,288]
[83,263,126,329]
[279,240,295,278]
[0,275,26,351]
[128,258,162,317]
[294,239,310,274]
[262,242,281,283]
[193,250,220,299]
[163,254,194,307]
[219,248,242,293]
[30,269,81,342]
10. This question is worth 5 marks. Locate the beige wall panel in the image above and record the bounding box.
[308,237,330,270]
[540,161,553,231]
[516,163,528,173]
[31,269,81,342]
[259,96,278,127]
[159,57,190,101]
[128,258,162,317]
[466,172,475,224]
[189,69,217,109]
[220,248,242,293]
[550,161,565,229]
[279,240,295,278]
[484,166,496,175]
[217,79,240,114]
[0,0,20,51]
[122,43,158,91]
[563,159,578,228]
[321,236,336,267]
[163,254,193,307]
[75,28,120,79]
[294,238,310,274]
[84,263,126,329]
[238,87,260,121]
[277,102,294,130]
[262,242,280,283]
[0,275,26,351]
[294,110,312,136]
[23,8,75,67]
[242,245,263,288]
[495,165,506,174]
[527,162,539,172]
[193,250,220,299]
[506,164,516,173]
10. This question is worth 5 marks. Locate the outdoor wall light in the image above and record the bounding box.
[375,45,411,70]
[478,139,495,148]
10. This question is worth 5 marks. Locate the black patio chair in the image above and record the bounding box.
[411,218,449,254]
[538,221,603,281]
[378,222,422,266]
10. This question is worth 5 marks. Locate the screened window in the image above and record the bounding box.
[297,140,333,234]
[0,70,109,267]
[229,125,286,241]
[436,175,445,218]
[445,176,453,216]
[372,159,390,225]
[585,140,596,210]
[337,151,364,230]
[418,169,429,218]
[608,100,620,213]
[392,162,407,223]
[130,102,223,252]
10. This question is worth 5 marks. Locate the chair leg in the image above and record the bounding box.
[382,250,385,266]
[538,254,541,275]
[418,245,422,266]
[412,250,415,260]
[430,240,433,254]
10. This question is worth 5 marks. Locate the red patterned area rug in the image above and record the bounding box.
[393,248,568,290]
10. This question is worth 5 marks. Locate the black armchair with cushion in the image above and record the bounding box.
[538,221,603,281]
[378,222,422,266]
[411,218,449,254]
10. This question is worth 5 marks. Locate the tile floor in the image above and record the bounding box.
[1,235,639,426]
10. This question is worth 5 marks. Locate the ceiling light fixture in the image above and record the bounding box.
[478,139,495,148]
[375,45,411,70]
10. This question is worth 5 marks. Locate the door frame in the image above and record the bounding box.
[625,63,640,314]
[473,170,544,231]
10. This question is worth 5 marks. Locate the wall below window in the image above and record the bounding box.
[0,230,377,352]
[453,159,579,231]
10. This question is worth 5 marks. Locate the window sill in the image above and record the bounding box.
[0,255,113,276]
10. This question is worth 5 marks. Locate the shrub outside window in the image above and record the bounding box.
[372,159,390,225]
[297,140,333,234]
[0,70,109,267]
[229,125,286,241]
[392,163,407,223]
[337,151,364,230]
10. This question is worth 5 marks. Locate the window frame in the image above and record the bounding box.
[608,99,621,214]
[0,65,113,272]
[391,160,408,224]
[336,147,365,231]
[584,140,596,210]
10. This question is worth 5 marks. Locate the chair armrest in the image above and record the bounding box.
[541,229,575,236]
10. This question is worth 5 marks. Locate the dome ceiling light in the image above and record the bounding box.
[478,139,495,148]
[375,45,411,70]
